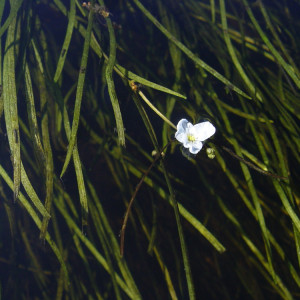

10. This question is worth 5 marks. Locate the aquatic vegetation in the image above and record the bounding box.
[0,0,300,299]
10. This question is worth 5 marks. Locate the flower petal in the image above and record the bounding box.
[191,140,203,149]
[175,119,191,143]
[176,119,189,131]
[189,142,203,154]
[193,121,216,141]
[183,139,193,148]
[175,132,188,144]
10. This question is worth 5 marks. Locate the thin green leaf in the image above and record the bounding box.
[60,8,94,178]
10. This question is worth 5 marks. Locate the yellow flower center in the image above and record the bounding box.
[187,134,196,142]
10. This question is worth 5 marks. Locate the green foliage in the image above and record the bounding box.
[0,0,300,298]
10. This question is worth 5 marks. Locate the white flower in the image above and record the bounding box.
[175,119,216,154]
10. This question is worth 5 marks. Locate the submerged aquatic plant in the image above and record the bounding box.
[0,0,300,299]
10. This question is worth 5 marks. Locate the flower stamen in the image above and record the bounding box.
[187,134,196,142]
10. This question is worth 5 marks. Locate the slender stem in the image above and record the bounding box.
[221,146,287,180]
[120,141,172,256]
